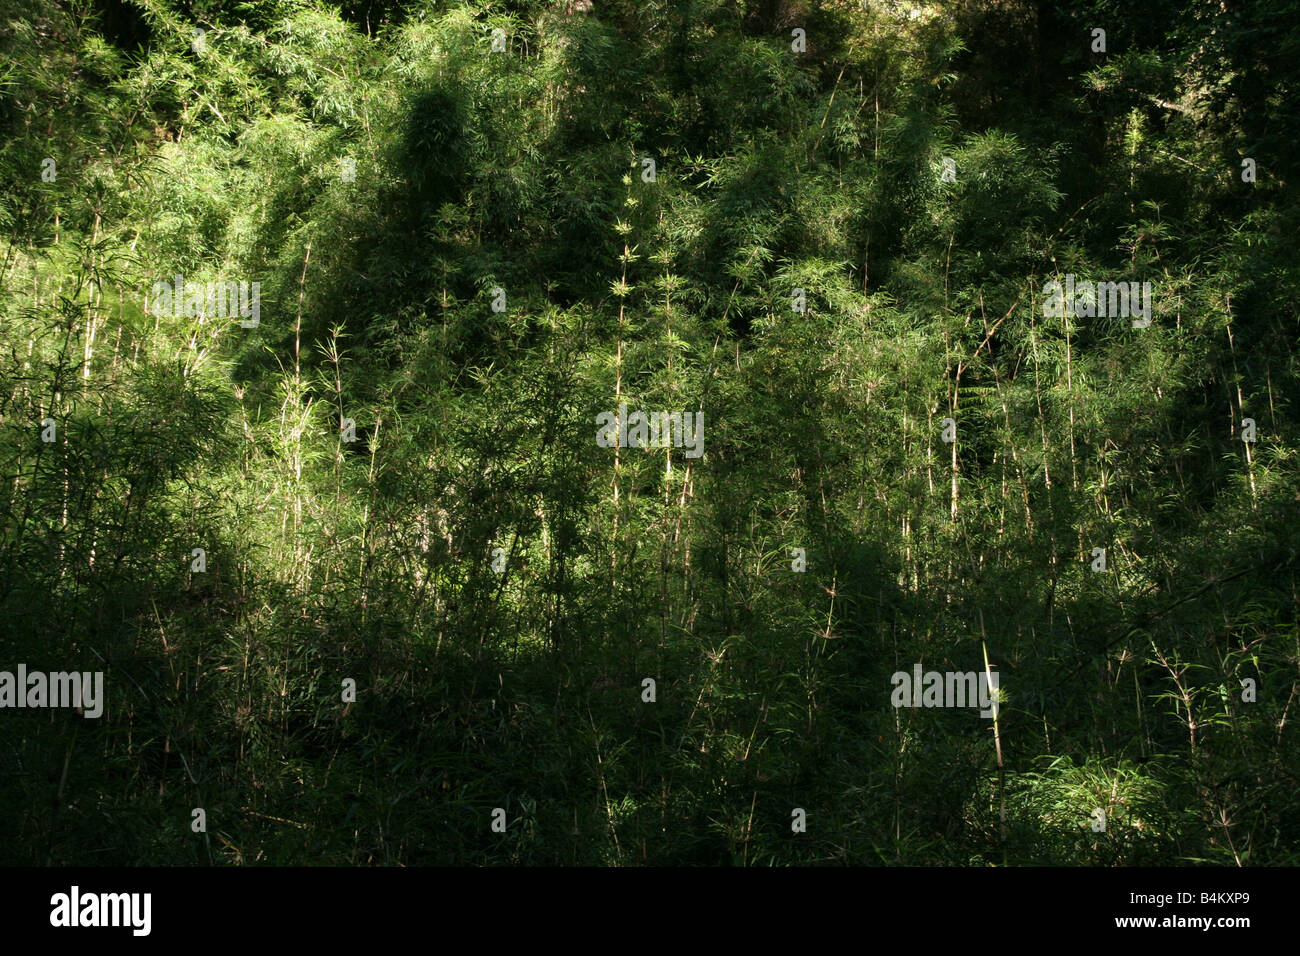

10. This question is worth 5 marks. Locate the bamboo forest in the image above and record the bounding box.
[1,0,1298,867]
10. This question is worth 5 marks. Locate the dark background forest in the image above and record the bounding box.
[1,0,1297,865]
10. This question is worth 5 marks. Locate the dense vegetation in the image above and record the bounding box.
[1,0,1297,866]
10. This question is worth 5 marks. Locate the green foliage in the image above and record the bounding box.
[0,0,1297,866]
